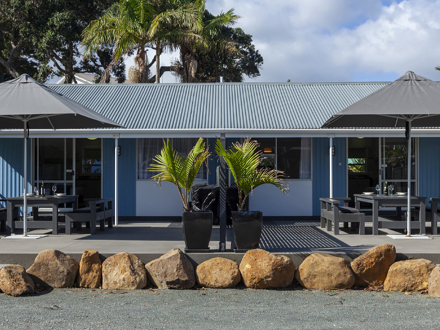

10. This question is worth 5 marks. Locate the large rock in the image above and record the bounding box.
[102,252,147,290]
[428,266,440,297]
[384,259,436,292]
[296,253,355,290]
[27,249,79,288]
[77,249,102,288]
[196,257,241,288]
[0,265,34,296]
[239,249,295,289]
[145,248,195,289]
[351,244,396,286]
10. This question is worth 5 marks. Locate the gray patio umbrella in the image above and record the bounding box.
[322,71,440,237]
[0,74,122,237]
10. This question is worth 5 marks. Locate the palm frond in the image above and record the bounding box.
[149,137,210,211]
[216,138,287,211]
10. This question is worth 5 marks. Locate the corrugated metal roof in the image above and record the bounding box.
[48,82,388,130]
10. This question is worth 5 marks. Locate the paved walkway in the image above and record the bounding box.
[1,219,440,266]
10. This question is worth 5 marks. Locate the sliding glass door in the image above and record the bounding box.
[34,138,74,195]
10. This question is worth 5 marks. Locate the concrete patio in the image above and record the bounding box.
[1,218,440,268]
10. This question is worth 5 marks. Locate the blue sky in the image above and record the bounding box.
[146,0,440,83]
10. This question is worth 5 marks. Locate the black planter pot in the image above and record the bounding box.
[231,211,263,250]
[182,211,213,251]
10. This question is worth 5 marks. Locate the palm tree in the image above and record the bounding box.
[148,137,210,212]
[215,138,288,212]
[82,0,204,83]
[167,9,240,83]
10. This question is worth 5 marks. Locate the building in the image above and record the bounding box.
[1,82,439,218]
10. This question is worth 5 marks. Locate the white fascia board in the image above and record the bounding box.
[1,128,440,138]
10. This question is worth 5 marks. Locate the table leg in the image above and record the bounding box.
[32,206,39,220]
[396,207,402,219]
[432,203,438,235]
[372,200,379,235]
[420,200,426,235]
[52,204,58,235]
[6,201,13,235]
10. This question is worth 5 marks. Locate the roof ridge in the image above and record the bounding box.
[46,81,391,87]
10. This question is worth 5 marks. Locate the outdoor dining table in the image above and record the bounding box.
[6,195,78,235]
[354,194,426,235]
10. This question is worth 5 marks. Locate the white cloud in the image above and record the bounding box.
[127,0,440,83]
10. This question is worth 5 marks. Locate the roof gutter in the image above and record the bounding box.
[2,128,440,138]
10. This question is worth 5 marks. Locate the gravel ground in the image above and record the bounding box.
[1,287,439,329]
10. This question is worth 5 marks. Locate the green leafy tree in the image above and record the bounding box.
[193,11,263,82]
[164,9,240,82]
[0,0,117,83]
[32,0,117,83]
[82,0,204,83]
[80,47,126,83]
[0,0,51,82]
[215,138,288,212]
[149,137,210,212]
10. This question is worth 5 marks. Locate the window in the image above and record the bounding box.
[255,138,311,179]
[138,138,207,180]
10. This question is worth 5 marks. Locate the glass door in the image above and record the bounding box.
[34,138,74,196]
[379,137,416,195]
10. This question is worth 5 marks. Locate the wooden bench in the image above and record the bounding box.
[64,199,113,235]
[320,198,365,235]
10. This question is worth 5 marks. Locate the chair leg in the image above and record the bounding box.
[334,220,339,235]
[432,213,438,235]
[327,219,332,231]
[90,219,96,235]
[320,216,325,228]
[359,216,365,235]
[66,219,71,235]
[99,219,105,231]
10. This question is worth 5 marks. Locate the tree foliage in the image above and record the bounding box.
[0,0,118,83]
[171,10,263,83]
[82,0,204,83]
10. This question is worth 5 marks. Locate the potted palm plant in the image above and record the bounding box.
[149,137,212,251]
[216,138,288,250]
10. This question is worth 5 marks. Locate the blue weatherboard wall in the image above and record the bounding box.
[419,137,440,200]
[103,138,136,216]
[312,138,347,216]
[0,138,31,209]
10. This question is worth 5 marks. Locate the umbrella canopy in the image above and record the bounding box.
[323,71,440,128]
[0,74,122,237]
[322,71,440,237]
[0,74,120,129]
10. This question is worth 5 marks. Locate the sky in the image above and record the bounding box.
[142,0,440,83]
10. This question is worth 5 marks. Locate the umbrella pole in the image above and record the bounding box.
[406,121,412,237]
[23,121,28,237]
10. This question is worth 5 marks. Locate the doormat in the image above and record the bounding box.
[2,234,48,239]
[387,234,431,240]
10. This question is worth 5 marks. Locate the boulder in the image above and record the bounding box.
[429,266,440,297]
[239,249,295,289]
[27,249,79,288]
[0,265,34,296]
[196,257,241,288]
[384,259,436,292]
[145,248,195,289]
[351,244,396,286]
[102,252,147,290]
[296,253,355,290]
[76,249,102,288]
